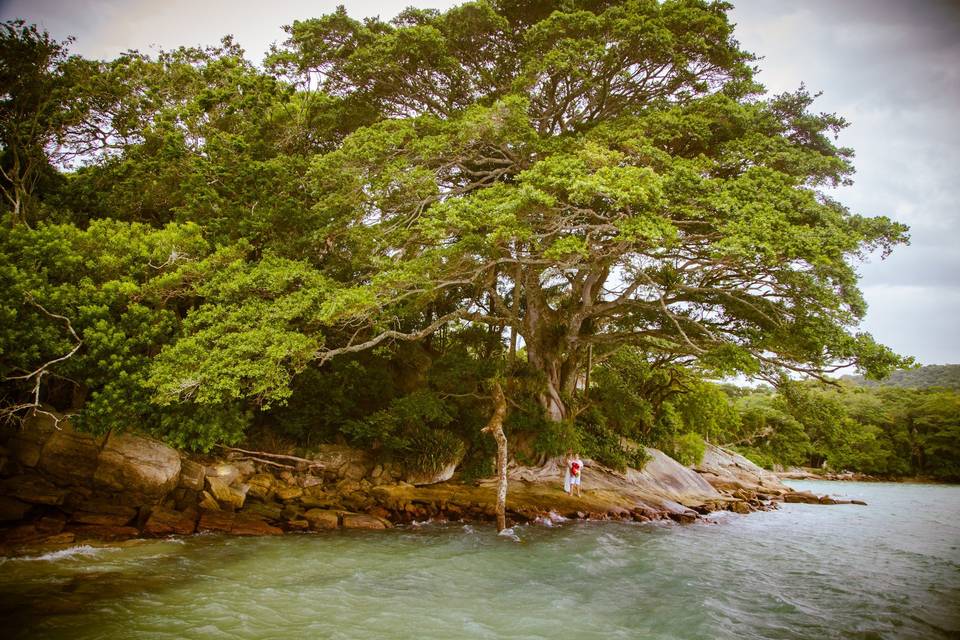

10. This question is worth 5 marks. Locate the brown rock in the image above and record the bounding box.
[695,444,791,496]
[242,501,285,521]
[177,458,206,491]
[311,445,370,481]
[70,511,135,527]
[783,491,821,504]
[2,524,42,544]
[37,423,101,486]
[94,432,181,500]
[286,519,310,531]
[819,496,838,505]
[275,484,303,501]
[64,494,138,521]
[730,501,751,514]
[232,460,256,477]
[0,475,68,506]
[198,509,234,533]
[143,506,197,536]
[230,513,283,536]
[37,515,66,534]
[38,532,76,546]
[667,511,698,524]
[343,463,368,482]
[0,496,32,521]
[246,474,275,501]
[199,491,220,511]
[368,506,392,521]
[67,524,140,540]
[303,509,340,530]
[206,476,246,509]
[7,411,59,467]
[205,463,241,486]
[299,486,336,509]
[281,504,304,520]
[301,474,323,489]
[171,487,199,511]
[198,509,281,535]
[342,513,391,530]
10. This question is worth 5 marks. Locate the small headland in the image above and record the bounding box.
[0,413,862,556]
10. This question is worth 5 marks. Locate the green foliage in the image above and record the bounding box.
[731,393,810,467]
[721,381,960,479]
[664,432,706,467]
[147,253,331,408]
[531,417,582,459]
[0,3,915,473]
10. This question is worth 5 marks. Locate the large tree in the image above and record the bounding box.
[176,0,903,422]
[1,1,909,450]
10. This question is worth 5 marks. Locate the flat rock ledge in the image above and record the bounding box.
[0,414,861,556]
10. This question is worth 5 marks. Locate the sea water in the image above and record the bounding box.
[1,480,958,639]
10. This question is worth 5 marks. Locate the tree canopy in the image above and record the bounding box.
[1,2,911,473]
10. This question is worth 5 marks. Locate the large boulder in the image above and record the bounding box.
[6,411,59,467]
[206,475,247,510]
[246,473,276,501]
[342,512,391,530]
[303,508,340,530]
[783,491,821,504]
[626,448,722,504]
[177,459,206,491]
[94,432,181,501]
[695,444,791,496]
[311,445,371,481]
[37,422,102,486]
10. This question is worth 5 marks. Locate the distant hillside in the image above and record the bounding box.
[841,364,960,390]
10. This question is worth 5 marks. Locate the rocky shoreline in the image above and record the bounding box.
[0,413,860,557]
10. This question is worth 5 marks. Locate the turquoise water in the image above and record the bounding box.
[1,480,958,639]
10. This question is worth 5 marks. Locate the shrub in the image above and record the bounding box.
[666,432,706,466]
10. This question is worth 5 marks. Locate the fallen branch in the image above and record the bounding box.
[231,455,299,470]
[215,444,326,469]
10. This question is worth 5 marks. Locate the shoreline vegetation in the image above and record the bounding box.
[2,1,956,549]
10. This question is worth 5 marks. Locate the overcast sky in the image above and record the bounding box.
[2,0,958,366]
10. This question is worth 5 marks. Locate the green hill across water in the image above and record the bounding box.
[841,365,960,390]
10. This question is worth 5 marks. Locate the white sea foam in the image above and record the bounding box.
[19,545,105,562]
[497,527,521,542]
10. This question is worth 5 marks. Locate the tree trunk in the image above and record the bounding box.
[481,381,509,532]
[526,341,575,422]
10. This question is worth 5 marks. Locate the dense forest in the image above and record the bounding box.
[3,1,931,485]
[841,364,960,391]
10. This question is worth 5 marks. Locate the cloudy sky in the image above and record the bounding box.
[2,0,958,366]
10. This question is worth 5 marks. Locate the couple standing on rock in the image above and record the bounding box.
[563,450,584,497]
